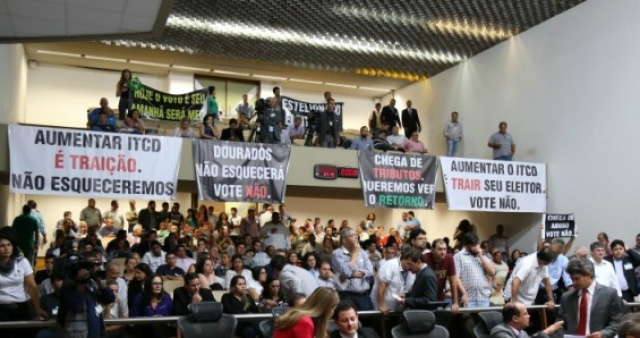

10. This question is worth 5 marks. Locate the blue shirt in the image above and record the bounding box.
[331,246,374,293]
[88,108,118,129]
[156,264,185,277]
[130,293,173,317]
[350,136,374,151]
[541,253,572,290]
[406,218,421,230]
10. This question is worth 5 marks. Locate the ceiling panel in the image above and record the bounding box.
[66,0,127,13]
[66,7,123,29]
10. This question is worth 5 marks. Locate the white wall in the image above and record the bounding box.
[25,64,167,128]
[386,0,640,252]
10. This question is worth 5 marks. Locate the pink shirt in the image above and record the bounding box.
[403,139,427,153]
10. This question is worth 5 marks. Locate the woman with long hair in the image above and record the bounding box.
[130,275,173,338]
[221,276,261,338]
[127,263,153,309]
[196,257,225,290]
[259,278,286,313]
[200,114,218,140]
[247,266,267,302]
[173,117,195,137]
[185,209,198,228]
[115,69,131,120]
[274,287,340,338]
[196,205,209,226]
[225,254,253,289]
[127,109,146,134]
[216,212,229,230]
[215,252,232,278]
[365,213,376,233]
[508,249,521,271]
[315,236,334,263]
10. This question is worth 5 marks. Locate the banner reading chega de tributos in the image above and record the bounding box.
[439,157,547,212]
[358,151,438,209]
[193,139,291,203]
[131,84,207,122]
[8,125,182,199]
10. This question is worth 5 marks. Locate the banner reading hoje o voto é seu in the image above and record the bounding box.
[193,139,291,202]
[9,125,182,199]
[439,157,546,212]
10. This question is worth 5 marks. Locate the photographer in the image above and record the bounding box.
[58,255,116,338]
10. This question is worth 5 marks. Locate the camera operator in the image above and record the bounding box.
[258,97,282,144]
[317,98,341,148]
[58,255,116,338]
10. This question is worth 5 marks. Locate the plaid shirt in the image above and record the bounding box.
[454,248,492,302]
[331,246,374,293]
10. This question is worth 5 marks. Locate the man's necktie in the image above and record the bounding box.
[577,289,588,335]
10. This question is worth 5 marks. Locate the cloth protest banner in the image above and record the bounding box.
[281,96,344,129]
[131,84,207,122]
[358,151,437,209]
[542,213,575,239]
[439,157,546,212]
[193,139,291,202]
[8,125,182,199]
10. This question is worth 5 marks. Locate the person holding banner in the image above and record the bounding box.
[115,69,132,120]
[488,121,516,161]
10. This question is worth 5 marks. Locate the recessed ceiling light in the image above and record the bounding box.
[357,86,390,92]
[252,74,286,81]
[325,82,357,89]
[172,65,211,72]
[129,60,170,68]
[213,70,250,76]
[426,19,512,40]
[84,55,127,63]
[288,78,323,85]
[36,50,82,58]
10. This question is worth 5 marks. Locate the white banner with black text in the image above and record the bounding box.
[8,125,182,199]
[439,157,546,212]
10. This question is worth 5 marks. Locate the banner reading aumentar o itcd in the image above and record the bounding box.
[9,125,182,199]
[439,157,546,212]
[131,84,207,122]
[358,151,437,209]
[193,139,291,203]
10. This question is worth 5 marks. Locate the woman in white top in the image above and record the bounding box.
[490,248,509,305]
[0,232,47,322]
[247,266,267,301]
[196,257,225,290]
[302,252,320,279]
[173,117,195,138]
[128,109,146,134]
[225,254,253,290]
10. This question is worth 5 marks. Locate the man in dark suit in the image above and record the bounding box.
[330,300,379,338]
[398,248,437,310]
[317,98,341,148]
[491,302,563,338]
[381,99,401,129]
[557,258,623,338]
[401,100,421,138]
[172,273,217,315]
[606,239,640,302]
[137,200,158,231]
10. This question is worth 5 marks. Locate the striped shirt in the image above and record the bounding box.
[454,248,492,302]
[331,247,374,293]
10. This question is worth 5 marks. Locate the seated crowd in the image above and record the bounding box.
[5,199,638,338]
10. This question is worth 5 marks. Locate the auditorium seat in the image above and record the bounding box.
[178,302,237,338]
[472,311,502,338]
[163,279,183,298]
[391,310,449,338]
[211,290,227,302]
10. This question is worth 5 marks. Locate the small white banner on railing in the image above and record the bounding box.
[439,157,546,212]
[9,125,182,199]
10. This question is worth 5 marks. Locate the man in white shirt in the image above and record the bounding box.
[259,204,274,227]
[317,260,335,288]
[142,240,166,273]
[589,241,622,296]
[371,254,415,314]
[395,212,409,240]
[503,248,556,308]
[229,207,242,241]
[103,200,125,230]
[387,126,408,150]
[260,212,290,250]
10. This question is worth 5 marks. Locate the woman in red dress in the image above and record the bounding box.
[273,287,339,338]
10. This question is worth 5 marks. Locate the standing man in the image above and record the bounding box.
[401,100,421,138]
[605,240,640,302]
[12,205,39,265]
[488,121,516,161]
[454,233,496,307]
[503,248,556,309]
[557,258,623,338]
[399,248,438,310]
[444,111,463,157]
[488,224,510,259]
[80,198,102,228]
[241,206,260,239]
[103,200,125,230]
[536,239,573,307]
[138,201,158,232]
[260,212,290,250]
[259,97,282,144]
[126,200,138,233]
[381,99,401,129]
[349,126,374,151]
[318,99,340,148]
[405,211,421,232]
[396,212,409,240]
[229,207,242,242]
[235,93,253,120]
[368,102,383,135]
[589,242,622,296]
[371,248,415,314]
[332,228,375,310]
[409,229,429,254]
[27,200,47,248]
[169,203,184,226]
[424,239,466,311]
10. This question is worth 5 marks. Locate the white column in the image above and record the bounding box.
[0,44,27,124]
